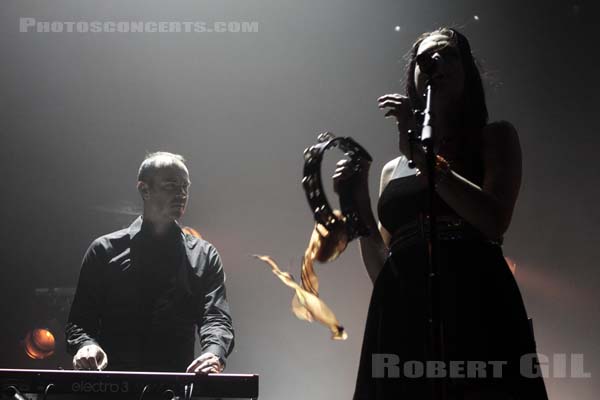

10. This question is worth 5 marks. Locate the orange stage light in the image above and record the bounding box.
[24,328,55,360]
[182,226,202,239]
[505,257,517,276]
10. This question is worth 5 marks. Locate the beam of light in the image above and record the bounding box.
[91,202,141,216]
[505,258,590,307]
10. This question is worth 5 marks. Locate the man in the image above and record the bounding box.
[66,152,234,373]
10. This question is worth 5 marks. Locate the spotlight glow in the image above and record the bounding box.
[182,226,203,239]
[24,328,55,360]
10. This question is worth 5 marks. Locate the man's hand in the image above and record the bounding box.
[186,352,223,374]
[73,344,108,370]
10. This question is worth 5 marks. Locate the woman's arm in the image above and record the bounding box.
[432,121,522,239]
[334,157,396,284]
[356,159,396,283]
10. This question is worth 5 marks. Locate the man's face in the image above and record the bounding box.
[140,163,191,223]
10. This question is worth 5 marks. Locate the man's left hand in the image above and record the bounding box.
[186,352,223,374]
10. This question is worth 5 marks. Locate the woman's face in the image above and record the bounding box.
[414,32,465,106]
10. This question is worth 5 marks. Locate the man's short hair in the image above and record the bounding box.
[137,151,187,184]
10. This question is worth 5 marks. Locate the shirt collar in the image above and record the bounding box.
[128,216,183,241]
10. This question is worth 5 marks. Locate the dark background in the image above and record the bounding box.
[0,0,598,399]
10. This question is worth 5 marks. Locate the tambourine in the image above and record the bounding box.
[253,132,373,340]
[302,132,373,243]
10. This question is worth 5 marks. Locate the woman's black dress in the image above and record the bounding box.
[353,155,548,399]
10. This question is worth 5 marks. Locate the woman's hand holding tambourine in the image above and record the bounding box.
[303,132,373,240]
[332,157,372,218]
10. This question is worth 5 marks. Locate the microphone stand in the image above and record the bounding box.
[420,81,448,400]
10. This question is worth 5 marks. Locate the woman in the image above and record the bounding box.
[334,28,548,399]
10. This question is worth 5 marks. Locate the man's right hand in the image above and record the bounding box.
[73,344,108,370]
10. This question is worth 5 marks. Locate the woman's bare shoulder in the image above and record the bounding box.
[379,156,406,194]
[382,156,402,175]
[482,121,520,157]
[483,121,518,141]
[481,120,522,183]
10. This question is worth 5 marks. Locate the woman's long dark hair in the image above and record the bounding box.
[405,28,488,130]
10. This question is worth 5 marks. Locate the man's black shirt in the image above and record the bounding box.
[66,217,234,371]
